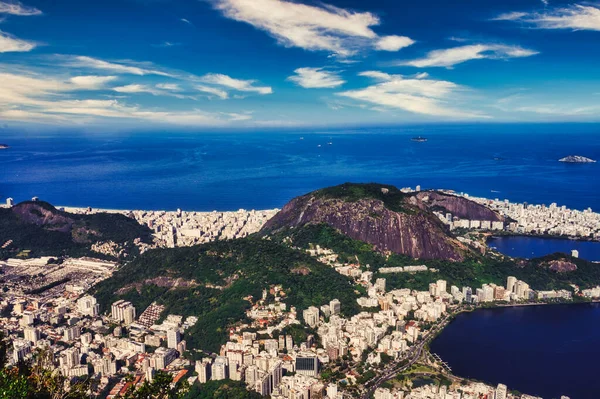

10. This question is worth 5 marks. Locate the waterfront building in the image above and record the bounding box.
[507,276,517,293]
[495,383,507,399]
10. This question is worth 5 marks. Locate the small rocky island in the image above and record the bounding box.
[559,155,596,163]
[0,144,9,149]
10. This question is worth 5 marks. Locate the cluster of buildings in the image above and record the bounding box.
[465,195,600,239]
[374,382,571,399]
[62,206,278,248]
[1,277,200,397]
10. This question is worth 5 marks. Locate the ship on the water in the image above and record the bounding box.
[411,136,428,142]
[0,144,9,149]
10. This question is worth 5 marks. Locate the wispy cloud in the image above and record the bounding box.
[287,67,345,89]
[494,4,600,31]
[0,68,244,126]
[61,56,174,77]
[0,1,41,16]
[180,18,193,26]
[70,75,117,89]
[195,85,229,100]
[199,73,273,95]
[210,0,413,56]
[337,71,485,118]
[399,44,538,68]
[0,30,35,52]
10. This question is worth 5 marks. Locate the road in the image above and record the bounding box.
[358,313,453,399]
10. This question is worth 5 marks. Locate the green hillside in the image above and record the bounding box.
[0,201,152,260]
[92,237,360,352]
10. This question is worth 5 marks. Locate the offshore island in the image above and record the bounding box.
[1,183,599,399]
[559,155,596,163]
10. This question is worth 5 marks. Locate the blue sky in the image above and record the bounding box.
[0,0,599,129]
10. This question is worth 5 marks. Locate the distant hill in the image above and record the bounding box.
[261,183,502,261]
[0,201,152,259]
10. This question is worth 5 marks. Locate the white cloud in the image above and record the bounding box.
[69,75,117,89]
[113,84,193,99]
[211,0,413,56]
[156,83,181,91]
[62,56,174,77]
[0,1,41,16]
[180,18,193,25]
[337,71,485,118]
[195,85,229,100]
[0,69,231,126]
[401,44,538,68]
[287,67,345,89]
[493,12,528,21]
[199,73,273,95]
[0,30,35,52]
[375,35,415,51]
[494,4,600,31]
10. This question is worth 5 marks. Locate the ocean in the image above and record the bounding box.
[0,124,599,211]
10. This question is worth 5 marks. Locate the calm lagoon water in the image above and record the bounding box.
[488,236,600,261]
[430,304,600,399]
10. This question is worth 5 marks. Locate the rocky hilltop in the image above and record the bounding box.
[262,183,504,261]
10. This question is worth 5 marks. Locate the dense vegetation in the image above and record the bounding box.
[0,202,152,260]
[314,182,414,213]
[183,380,261,399]
[279,224,600,292]
[93,237,360,352]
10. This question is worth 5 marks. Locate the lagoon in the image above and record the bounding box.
[488,236,600,261]
[430,304,600,399]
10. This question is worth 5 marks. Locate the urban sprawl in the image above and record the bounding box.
[1,189,597,399]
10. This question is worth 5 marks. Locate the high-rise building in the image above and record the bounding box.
[436,280,447,295]
[495,383,507,399]
[507,276,517,293]
[303,307,320,328]
[24,327,40,344]
[295,354,319,377]
[167,329,181,349]
[329,299,341,315]
[195,359,212,383]
[212,356,229,380]
[111,300,136,325]
[77,295,100,317]
[63,326,81,341]
[463,287,472,303]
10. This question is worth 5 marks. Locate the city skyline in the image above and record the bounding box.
[1,0,600,130]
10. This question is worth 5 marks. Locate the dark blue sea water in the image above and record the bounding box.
[0,124,599,211]
[430,304,600,399]
[489,236,600,261]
